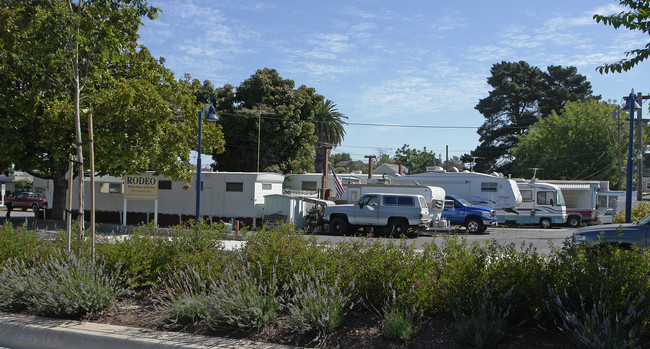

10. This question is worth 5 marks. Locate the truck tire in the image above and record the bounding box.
[465,218,482,234]
[31,203,39,211]
[567,216,581,228]
[540,218,552,229]
[389,219,409,238]
[330,217,349,235]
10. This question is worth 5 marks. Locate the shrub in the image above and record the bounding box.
[447,279,513,349]
[285,267,352,342]
[613,201,650,223]
[0,253,127,318]
[243,224,327,287]
[0,223,51,264]
[153,268,211,327]
[205,260,282,330]
[331,238,427,311]
[381,288,421,341]
[547,284,645,348]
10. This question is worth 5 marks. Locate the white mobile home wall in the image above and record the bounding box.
[61,171,284,226]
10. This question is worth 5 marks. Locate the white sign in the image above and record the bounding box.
[124,175,158,200]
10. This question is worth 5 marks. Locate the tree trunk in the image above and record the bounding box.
[51,169,69,221]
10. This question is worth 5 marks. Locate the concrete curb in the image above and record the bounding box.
[0,312,294,349]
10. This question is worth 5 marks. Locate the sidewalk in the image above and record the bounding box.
[0,312,295,349]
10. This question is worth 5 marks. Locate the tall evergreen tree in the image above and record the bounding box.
[467,61,594,174]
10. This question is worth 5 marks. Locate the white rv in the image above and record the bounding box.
[390,169,522,211]
[500,180,567,228]
[339,183,448,230]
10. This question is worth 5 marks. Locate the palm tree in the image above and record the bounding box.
[313,99,348,172]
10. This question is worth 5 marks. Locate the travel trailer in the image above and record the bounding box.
[503,180,567,228]
[390,168,522,212]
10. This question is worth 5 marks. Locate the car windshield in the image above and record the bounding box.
[638,214,650,225]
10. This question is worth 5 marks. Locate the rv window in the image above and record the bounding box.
[481,182,498,192]
[100,183,122,193]
[262,183,272,190]
[158,180,172,190]
[226,182,244,192]
[521,190,533,202]
[301,181,318,191]
[537,191,554,205]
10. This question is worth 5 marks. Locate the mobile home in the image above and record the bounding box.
[62,171,285,227]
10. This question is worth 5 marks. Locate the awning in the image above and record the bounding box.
[552,184,593,190]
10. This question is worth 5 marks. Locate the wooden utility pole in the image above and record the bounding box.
[320,144,332,199]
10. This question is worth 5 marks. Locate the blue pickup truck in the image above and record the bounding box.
[442,195,497,233]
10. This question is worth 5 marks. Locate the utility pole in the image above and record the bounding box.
[635,92,650,201]
[365,155,376,178]
[319,144,332,200]
[613,108,622,190]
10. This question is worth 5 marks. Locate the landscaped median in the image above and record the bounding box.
[0,220,648,348]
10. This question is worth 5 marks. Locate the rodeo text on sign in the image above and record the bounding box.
[124,175,158,200]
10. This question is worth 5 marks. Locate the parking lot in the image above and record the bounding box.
[0,206,587,255]
[312,225,581,255]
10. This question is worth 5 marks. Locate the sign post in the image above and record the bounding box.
[123,175,159,226]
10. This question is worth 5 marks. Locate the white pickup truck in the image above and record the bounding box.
[323,193,431,236]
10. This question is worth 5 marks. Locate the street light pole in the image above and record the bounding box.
[195,104,219,225]
[623,90,639,223]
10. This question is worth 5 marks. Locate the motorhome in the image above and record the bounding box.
[389,168,522,212]
[543,180,600,227]
[339,183,448,230]
[502,180,567,228]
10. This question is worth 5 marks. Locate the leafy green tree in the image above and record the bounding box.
[213,68,320,173]
[0,1,223,219]
[512,100,621,181]
[392,144,439,174]
[594,1,650,73]
[469,61,594,174]
[442,156,465,172]
[330,152,352,166]
[314,99,347,172]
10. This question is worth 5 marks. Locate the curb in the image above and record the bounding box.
[0,312,294,349]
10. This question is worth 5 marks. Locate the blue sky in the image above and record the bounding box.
[138,0,650,164]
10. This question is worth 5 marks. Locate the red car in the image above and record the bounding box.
[13,192,48,211]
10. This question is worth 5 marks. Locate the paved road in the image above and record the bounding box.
[1,207,590,255]
[310,225,582,255]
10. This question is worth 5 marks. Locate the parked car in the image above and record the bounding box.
[12,192,48,211]
[572,214,650,249]
[597,207,614,224]
[323,193,431,236]
[442,195,497,233]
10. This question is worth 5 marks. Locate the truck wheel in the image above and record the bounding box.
[465,218,482,234]
[540,218,552,229]
[567,216,581,228]
[330,217,348,235]
[389,219,409,238]
[32,203,39,211]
